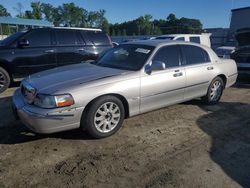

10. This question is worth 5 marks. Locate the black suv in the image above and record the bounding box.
[231,28,250,76]
[0,27,113,93]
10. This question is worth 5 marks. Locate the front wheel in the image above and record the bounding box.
[202,77,224,105]
[0,67,10,94]
[83,96,125,138]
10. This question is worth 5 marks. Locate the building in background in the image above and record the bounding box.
[230,7,250,32]
[0,17,53,40]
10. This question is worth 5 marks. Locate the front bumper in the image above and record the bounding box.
[12,89,84,134]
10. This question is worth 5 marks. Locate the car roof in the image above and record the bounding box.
[125,39,196,47]
[30,27,102,32]
[157,33,211,37]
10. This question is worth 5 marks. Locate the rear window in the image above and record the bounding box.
[176,37,185,41]
[155,36,174,40]
[181,45,210,65]
[56,30,79,45]
[84,31,110,45]
[190,37,201,44]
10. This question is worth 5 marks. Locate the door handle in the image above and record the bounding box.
[44,49,55,53]
[173,72,183,77]
[207,66,214,70]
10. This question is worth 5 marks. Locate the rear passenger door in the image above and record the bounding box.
[180,45,216,100]
[55,29,88,67]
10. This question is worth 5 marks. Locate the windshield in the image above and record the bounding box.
[0,31,26,46]
[95,44,155,71]
[155,36,174,40]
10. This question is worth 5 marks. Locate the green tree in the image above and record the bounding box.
[14,3,25,18]
[87,9,107,28]
[167,13,177,22]
[117,29,121,36]
[24,10,33,19]
[30,1,42,19]
[111,29,116,36]
[59,3,88,27]
[122,29,127,36]
[101,19,110,34]
[41,3,61,26]
[0,4,11,17]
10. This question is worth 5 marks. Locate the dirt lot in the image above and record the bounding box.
[0,78,249,188]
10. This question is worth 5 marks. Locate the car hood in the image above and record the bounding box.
[25,63,130,93]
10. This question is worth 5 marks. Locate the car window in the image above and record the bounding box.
[181,45,210,65]
[23,30,51,47]
[152,45,181,68]
[96,44,154,71]
[75,31,85,45]
[0,31,26,46]
[190,37,201,44]
[84,31,110,45]
[176,37,185,41]
[155,36,174,40]
[56,30,78,45]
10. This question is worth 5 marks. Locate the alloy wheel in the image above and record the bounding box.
[94,102,121,133]
[210,80,222,101]
[0,72,6,90]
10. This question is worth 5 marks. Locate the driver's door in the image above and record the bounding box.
[140,45,186,113]
[12,29,57,79]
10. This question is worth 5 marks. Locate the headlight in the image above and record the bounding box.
[34,94,74,108]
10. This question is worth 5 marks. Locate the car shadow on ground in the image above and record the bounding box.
[0,96,93,145]
[188,99,250,187]
[234,74,250,88]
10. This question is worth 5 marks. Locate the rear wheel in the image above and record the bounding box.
[202,77,224,105]
[83,96,125,138]
[0,67,10,93]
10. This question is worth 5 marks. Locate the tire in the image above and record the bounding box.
[83,96,125,138]
[202,77,224,105]
[0,67,10,94]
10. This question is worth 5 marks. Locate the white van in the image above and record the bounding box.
[154,33,212,48]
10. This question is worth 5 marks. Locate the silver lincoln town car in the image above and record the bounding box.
[13,40,238,138]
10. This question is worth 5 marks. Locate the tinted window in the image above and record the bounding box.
[190,37,201,44]
[181,45,210,65]
[56,30,78,45]
[155,36,174,40]
[84,31,110,45]
[24,30,51,47]
[176,37,185,41]
[0,31,26,46]
[153,45,180,68]
[75,31,85,45]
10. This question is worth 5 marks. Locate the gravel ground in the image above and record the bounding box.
[0,77,249,188]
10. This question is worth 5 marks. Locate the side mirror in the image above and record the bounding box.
[151,60,166,71]
[18,39,29,48]
[145,60,166,75]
